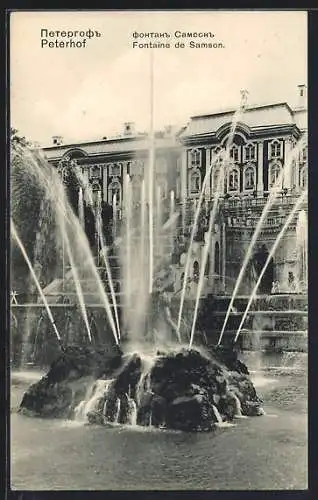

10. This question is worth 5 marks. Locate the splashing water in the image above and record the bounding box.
[74,379,113,422]
[11,221,61,343]
[75,169,121,342]
[13,146,119,345]
[78,188,85,228]
[296,209,308,289]
[126,395,138,426]
[217,135,307,346]
[233,190,307,344]
[177,99,246,336]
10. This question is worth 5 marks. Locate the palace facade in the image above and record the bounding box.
[42,85,308,297]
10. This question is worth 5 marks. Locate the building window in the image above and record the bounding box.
[270,140,282,159]
[190,169,201,194]
[109,163,121,177]
[244,143,256,162]
[90,165,102,178]
[212,147,223,164]
[299,166,307,189]
[108,180,122,205]
[230,145,240,163]
[243,164,256,191]
[228,167,240,193]
[269,162,282,188]
[190,149,201,169]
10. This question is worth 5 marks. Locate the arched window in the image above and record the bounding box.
[243,164,256,191]
[270,140,282,159]
[214,242,220,274]
[91,180,102,208]
[190,169,201,194]
[269,162,282,188]
[244,143,256,162]
[190,149,201,168]
[108,180,122,205]
[228,167,240,192]
[230,145,240,163]
[299,166,307,189]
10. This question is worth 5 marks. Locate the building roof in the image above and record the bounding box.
[180,102,306,139]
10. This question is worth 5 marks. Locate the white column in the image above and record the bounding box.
[283,138,292,190]
[102,164,108,202]
[122,161,128,207]
[257,141,264,195]
[205,147,211,199]
[82,165,90,203]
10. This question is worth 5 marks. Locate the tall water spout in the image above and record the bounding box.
[189,207,215,349]
[233,190,307,344]
[177,99,245,333]
[113,193,117,238]
[56,187,92,343]
[217,134,307,346]
[17,148,119,345]
[11,221,61,343]
[75,169,121,342]
[148,49,155,294]
[169,190,175,220]
[296,209,308,290]
[141,178,146,272]
[124,173,132,310]
[78,187,85,228]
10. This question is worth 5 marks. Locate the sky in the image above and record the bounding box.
[10,10,307,146]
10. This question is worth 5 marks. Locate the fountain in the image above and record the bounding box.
[12,82,308,432]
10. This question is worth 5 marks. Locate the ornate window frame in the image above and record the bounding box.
[269,139,283,160]
[109,162,122,178]
[108,179,122,205]
[90,164,102,178]
[244,142,256,162]
[189,148,202,169]
[189,168,202,195]
[269,160,283,189]
[227,166,240,194]
[243,163,256,192]
[230,144,240,163]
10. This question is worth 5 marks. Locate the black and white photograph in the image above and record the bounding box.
[9,9,308,491]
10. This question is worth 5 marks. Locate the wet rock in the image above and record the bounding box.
[19,343,263,431]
